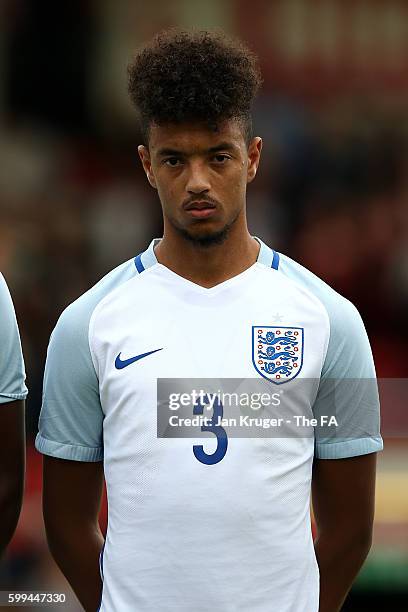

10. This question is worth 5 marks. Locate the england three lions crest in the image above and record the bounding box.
[252,326,304,384]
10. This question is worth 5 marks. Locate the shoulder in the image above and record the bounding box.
[277,251,374,377]
[87,261,163,341]
[0,272,21,343]
[277,252,364,334]
[52,258,138,340]
[0,272,15,316]
[0,272,9,295]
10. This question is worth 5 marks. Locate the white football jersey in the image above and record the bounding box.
[36,238,382,612]
[0,273,27,404]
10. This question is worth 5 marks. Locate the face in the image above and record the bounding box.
[138,119,262,246]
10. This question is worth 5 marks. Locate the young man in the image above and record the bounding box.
[0,273,27,557]
[36,30,382,612]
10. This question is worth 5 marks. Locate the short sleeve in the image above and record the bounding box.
[35,302,104,462]
[35,258,138,462]
[313,297,383,459]
[0,273,28,403]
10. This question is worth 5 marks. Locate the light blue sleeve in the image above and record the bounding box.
[279,253,383,459]
[0,273,28,403]
[35,259,137,462]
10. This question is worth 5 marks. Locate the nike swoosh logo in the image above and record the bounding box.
[115,348,163,370]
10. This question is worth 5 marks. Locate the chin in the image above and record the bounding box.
[178,224,231,248]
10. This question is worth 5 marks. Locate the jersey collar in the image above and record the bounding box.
[137,237,279,272]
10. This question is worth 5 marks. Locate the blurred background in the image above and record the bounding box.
[0,0,407,610]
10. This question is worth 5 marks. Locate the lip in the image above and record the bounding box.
[185,207,217,219]
[183,200,217,219]
[184,201,216,211]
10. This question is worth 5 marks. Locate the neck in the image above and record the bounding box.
[154,216,260,288]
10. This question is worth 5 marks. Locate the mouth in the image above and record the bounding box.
[183,200,217,219]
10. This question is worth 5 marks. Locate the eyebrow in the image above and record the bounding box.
[157,142,237,157]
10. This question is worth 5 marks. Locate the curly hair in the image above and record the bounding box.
[127,28,262,145]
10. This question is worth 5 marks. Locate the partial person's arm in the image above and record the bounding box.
[0,274,28,556]
[312,452,377,612]
[43,456,104,611]
[0,400,25,556]
[35,286,107,609]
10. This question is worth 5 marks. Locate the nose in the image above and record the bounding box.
[185,160,211,194]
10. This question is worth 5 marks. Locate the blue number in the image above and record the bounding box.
[193,394,228,465]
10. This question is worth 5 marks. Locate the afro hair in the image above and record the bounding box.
[127,28,262,144]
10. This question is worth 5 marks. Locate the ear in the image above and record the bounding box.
[138,145,157,189]
[246,137,262,184]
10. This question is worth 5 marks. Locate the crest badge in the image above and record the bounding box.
[252,326,304,384]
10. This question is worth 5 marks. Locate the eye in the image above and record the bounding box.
[163,157,182,167]
[213,154,231,164]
